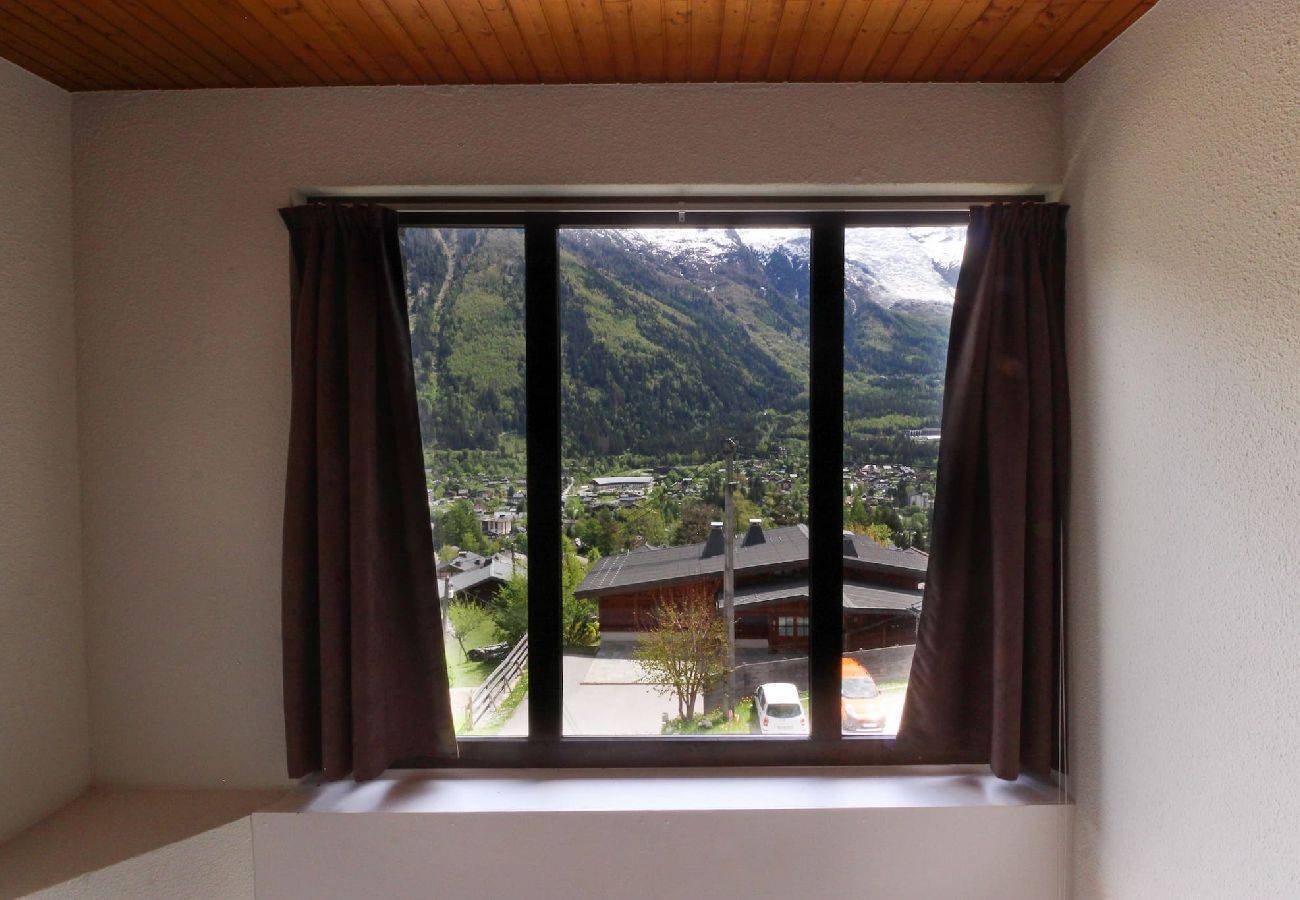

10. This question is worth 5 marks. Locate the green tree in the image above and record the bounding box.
[634,585,729,722]
[491,574,529,645]
[437,500,487,554]
[446,600,496,656]
[676,498,720,544]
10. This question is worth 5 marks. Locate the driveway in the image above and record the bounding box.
[498,652,678,737]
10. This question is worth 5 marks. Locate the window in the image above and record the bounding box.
[393,202,971,767]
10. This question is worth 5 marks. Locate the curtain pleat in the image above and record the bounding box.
[899,202,1070,780]
[280,203,457,780]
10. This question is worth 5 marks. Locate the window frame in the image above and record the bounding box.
[371,197,1021,769]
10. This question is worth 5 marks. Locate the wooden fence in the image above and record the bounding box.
[468,634,528,728]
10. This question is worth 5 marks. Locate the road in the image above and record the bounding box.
[499,652,677,737]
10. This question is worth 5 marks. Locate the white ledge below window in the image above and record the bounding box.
[253,768,1071,899]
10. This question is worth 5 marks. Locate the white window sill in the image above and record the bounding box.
[266,765,1067,815]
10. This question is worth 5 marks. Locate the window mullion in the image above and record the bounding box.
[808,218,845,742]
[525,219,563,741]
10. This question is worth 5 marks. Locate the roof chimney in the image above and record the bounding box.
[842,530,858,558]
[702,521,726,558]
[743,518,766,547]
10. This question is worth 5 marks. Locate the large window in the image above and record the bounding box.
[397,205,968,766]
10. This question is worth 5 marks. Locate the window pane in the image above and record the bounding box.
[841,225,965,736]
[561,227,811,737]
[399,227,527,738]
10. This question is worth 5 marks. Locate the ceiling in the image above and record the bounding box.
[0,1,1155,91]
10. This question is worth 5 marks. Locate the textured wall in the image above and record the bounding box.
[70,82,1062,789]
[1062,1,1300,895]
[0,59,88,842]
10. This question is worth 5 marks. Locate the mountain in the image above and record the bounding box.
[400,225,963,459]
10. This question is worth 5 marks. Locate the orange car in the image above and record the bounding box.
[841,658,887,734]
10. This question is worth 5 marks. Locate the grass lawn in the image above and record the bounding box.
[444,618,499,689]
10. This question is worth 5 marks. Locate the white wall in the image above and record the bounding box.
[70,82,1063,789]
[0,59,88,842]
[1062,1,1300,896]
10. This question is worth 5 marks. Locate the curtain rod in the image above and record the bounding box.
[301,193,1046,213]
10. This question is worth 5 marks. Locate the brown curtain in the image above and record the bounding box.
[280,203,457,780]
[899,202,1070,780]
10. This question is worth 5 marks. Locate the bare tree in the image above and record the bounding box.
[634,584,729,721]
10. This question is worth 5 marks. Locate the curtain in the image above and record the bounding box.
[280,203,457,780]
[899,202,1070,780]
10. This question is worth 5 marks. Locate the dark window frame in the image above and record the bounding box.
[363,197,1017,769]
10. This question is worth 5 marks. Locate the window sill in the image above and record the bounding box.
[253,769,1069,898]
[265,765,1066,815]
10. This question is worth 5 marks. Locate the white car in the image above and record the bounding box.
[753,682,808,735]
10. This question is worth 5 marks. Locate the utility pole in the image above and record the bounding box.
[722,436,737,717]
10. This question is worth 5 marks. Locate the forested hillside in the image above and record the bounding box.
[400,226,958,462]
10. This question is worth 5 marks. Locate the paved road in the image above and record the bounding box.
[496,652,912,737]
[499,652,678,737]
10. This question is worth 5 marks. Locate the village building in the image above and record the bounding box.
[575,520,927,653]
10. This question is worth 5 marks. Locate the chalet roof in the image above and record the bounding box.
[729,578,923,612]
[444,553,526,597]
[575,524,927,598]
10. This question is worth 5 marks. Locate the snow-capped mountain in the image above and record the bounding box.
[601,225,965,310]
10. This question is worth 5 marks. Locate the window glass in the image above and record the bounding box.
[559,227,811,737]
[400,227,528,738]
[841,225,965,736]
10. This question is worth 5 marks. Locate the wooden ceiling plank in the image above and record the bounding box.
[765,0,813,82]
[502,0,571,82]
[23,0,194,88]
[47,0,209,86]
[134,0,279,87]
[106,0,254,86]
[409,0,492,82]
[347,0,447,83]
[788,0,847,82]
[0,4,140,88]
[983,0,1082,81]
[0,23,95,89]
[205,0,335,84]
[260,0,386,84]
[1056,0,1152,81]
[812,0,868,80]
[864,0,930,80]
[736,0,782,82]
[963,0,1049,81]
[1010,0,1101,79]
[627,0,666,82]
[476,0,542,82]
[909,0,989,80]
[105,2,244,88]
[312,0,424,83]
[560,0,616,82]
[687,0,723,81]
[885,0,959,80]
[836,0,906,82]
[931,0,1014,80]
[534,0,592,82]
[713,0,749,82]
[664,0,690,82]
[385,0,468,82]
[434,0,520,82]
[164,0,301,87]
[598,0,639,81]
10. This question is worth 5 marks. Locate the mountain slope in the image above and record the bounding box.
[400,225,962,458]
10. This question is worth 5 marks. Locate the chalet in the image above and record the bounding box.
[441,550,527,606]
[575,520,927,653]
[480,509,516,536]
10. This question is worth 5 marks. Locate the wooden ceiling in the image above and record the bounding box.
[0,0,1155,91]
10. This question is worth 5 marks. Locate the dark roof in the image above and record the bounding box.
[729,578,923,612]
[576,524,927,598]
